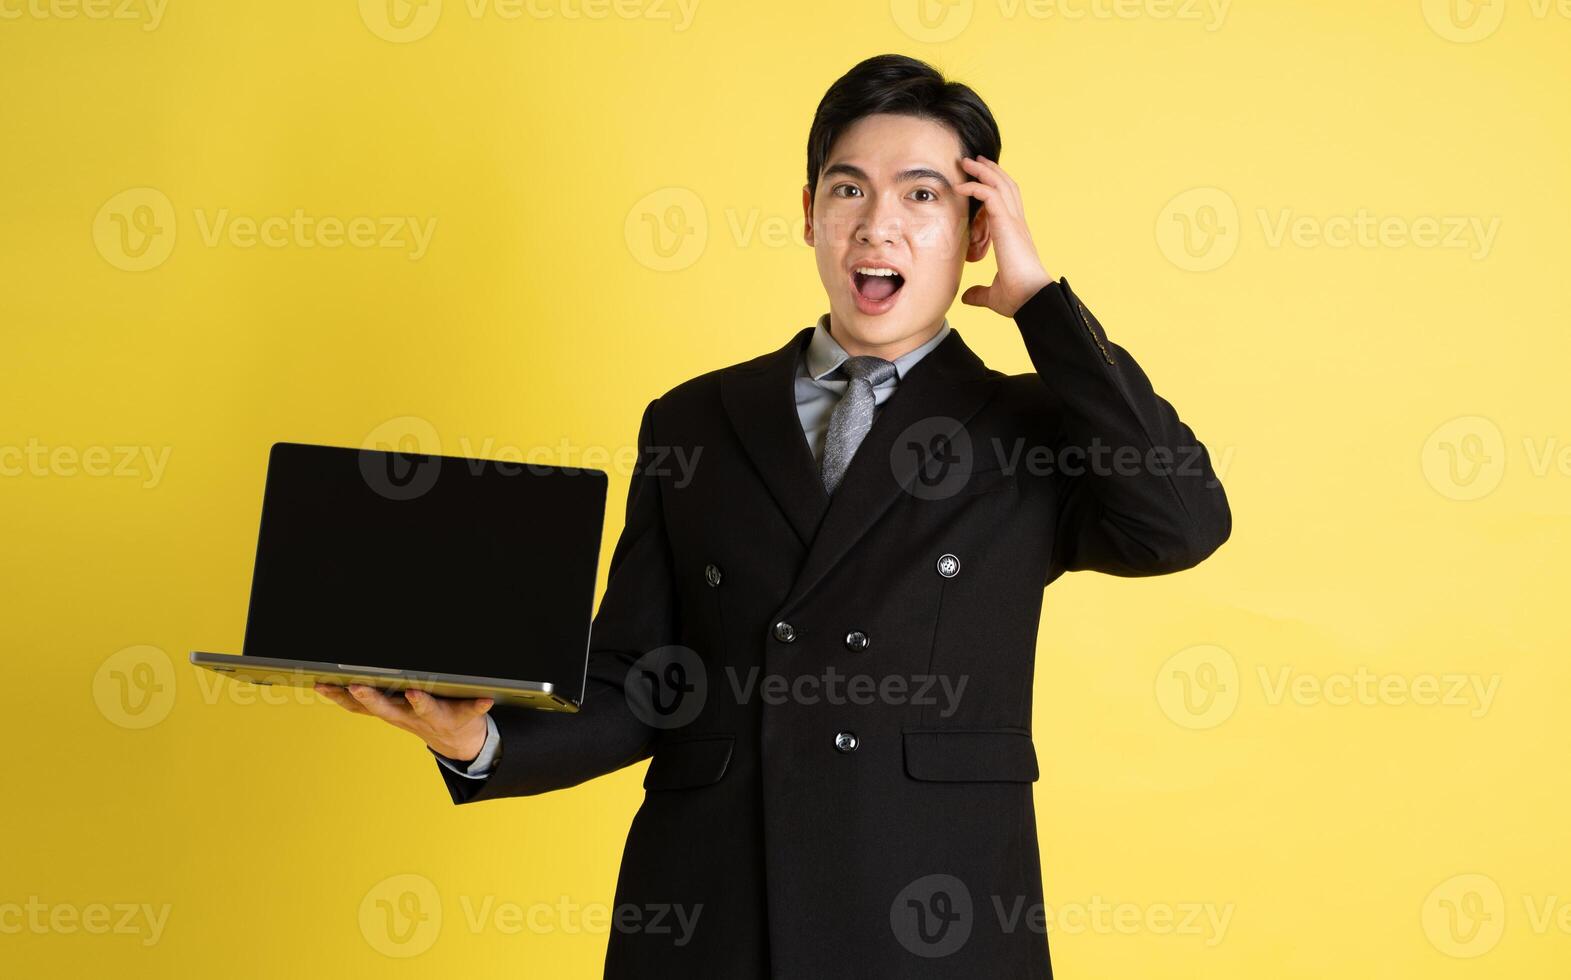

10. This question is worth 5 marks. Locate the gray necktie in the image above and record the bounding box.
[820,355,899,494]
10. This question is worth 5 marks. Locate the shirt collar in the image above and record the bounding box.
[804,315,952,383]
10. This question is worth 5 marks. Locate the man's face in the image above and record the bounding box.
[803,112,989,358]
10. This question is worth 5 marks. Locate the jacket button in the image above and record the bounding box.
[704,563,722,587]
[834,731,859,753]
[844,630,869,652]
[936,553,961,578]
[772,621,797,643]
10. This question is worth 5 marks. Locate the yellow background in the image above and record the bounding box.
[3,0,1568,976]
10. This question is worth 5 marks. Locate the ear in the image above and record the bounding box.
[964,208,991,263]
[802,185,815,246]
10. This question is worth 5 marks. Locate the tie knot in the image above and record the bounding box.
[840,355,898,387]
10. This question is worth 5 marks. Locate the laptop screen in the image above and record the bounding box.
[241,442,606,703]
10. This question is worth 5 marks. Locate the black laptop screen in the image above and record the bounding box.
[241,442,606,702]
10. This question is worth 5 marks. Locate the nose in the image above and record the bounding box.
[854,194,901,246]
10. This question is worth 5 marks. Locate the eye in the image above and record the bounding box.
[911,188,938,203]
[831,184,862,199]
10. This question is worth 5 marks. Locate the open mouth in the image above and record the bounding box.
[851,267,906,310]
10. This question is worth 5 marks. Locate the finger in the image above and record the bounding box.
[404,689,494,719]
[974,155,1019,193]
[954,180,998,202]
[964,157,1022,216]
[404,688,438,719]
[348,684,415,726]
[958,173,1019,222]
[315,683,371,714]
[959,156,998,188]
[958,183,1026,245]
[961,283,991,307]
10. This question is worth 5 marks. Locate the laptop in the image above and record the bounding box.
[191,441,607,712]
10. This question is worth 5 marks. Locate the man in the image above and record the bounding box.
[319,53,1230,978]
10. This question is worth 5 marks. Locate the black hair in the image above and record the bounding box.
[806,54,1001,224]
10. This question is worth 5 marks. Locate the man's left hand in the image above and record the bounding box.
[957,155,1056,317]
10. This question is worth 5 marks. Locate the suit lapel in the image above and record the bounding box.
[719,328,830,549]
[721,323,1000,611]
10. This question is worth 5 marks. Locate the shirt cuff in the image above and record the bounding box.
[431,713,500,779]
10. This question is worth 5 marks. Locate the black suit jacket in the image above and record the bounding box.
[435,278,1231,978]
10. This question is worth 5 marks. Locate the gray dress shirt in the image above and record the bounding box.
[431,314,952,779]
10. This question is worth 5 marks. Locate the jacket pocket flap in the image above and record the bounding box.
[903,729,1039,783]
[643,735,735,790]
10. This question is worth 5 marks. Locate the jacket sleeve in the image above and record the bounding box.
[432,398,674,805]
[1013,278,1232,584]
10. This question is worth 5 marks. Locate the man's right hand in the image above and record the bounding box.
[315,683,495,762]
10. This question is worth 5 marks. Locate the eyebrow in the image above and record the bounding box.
[820,162,954,190]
